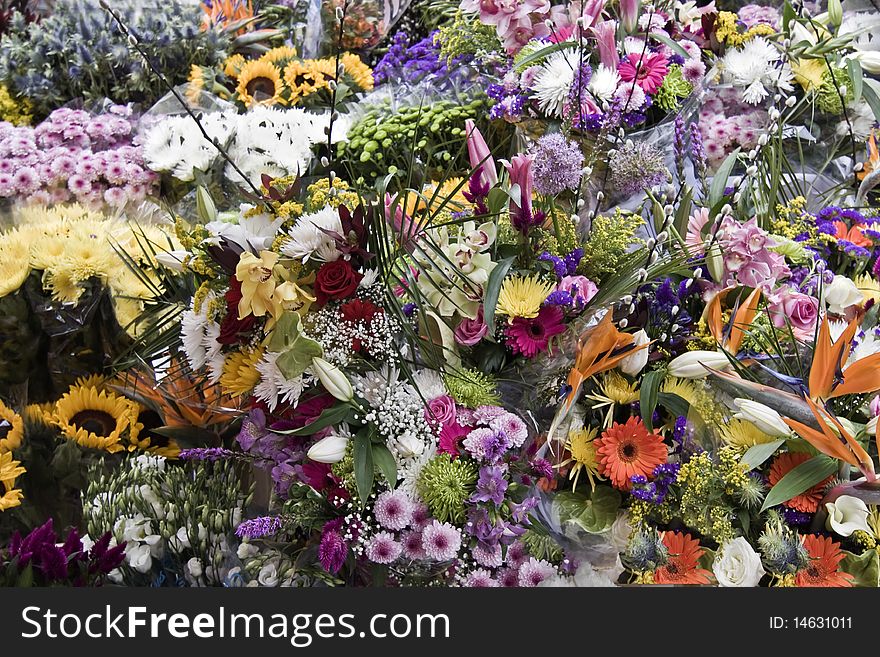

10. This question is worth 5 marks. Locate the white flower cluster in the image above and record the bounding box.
[180,292,225,382]
[305,297,403,368]
[143,106,343,186]
[719,37,794,105]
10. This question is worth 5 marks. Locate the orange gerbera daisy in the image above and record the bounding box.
[595,417,667,490]
[768,452,833,513]
[654,531,713,585]
[796,535,854,587]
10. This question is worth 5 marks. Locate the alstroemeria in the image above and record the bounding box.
[234,250,278,319]
[825,495,871,537]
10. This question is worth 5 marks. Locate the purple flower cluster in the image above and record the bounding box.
[531,132,584,196]
[235,516,283,540]
[178,447,235,461]
[236,408,308,497]
[373,31,475,90]
[461,406,528,463]
[487,82,528,122]
[0,105,157,208]
[539,248,584,280]
[631,463,680,504]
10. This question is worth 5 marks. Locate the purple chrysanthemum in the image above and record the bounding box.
[506,540,529,568]
[401,530,426,560]
[517,557,556,587]
[472,541,503,568]
[472,405,508,423]
[488,412,528,447]
[531,132,584,196]
[374,490,414,531]
[530,458,554,479]
[421,520,461,562]
[365,531,403,564]
[463,568,498,587]
[496,566,520,587]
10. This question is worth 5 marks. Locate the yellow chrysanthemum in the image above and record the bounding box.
[0,450,25,511]
[0,246,30,297]
[557,426,603,491]
[260,45,299,65]
[236,60,285,107]
[220,348,264,397]
[53,384,140,453]
[340,52,374,91]
[496,275,555,319]
[42,267,83,303]
[720,418,779,447]
[224,54,247,78]
[0,400,24,453]
[855,272,880,306]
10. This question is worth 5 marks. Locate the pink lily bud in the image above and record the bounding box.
[592,20,619,68]
[465,119,497,187]
[579,0,606,29]
[619,0,640,33]
[501,153,537,233]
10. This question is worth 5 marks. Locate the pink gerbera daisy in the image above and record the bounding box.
[618,52,669,95]
[505,305,566,358]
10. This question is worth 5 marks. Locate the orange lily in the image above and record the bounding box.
[706,286,762,353]
[783,397,876,482]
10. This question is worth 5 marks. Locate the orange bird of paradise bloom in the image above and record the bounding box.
[547,312,650,446]
[705,286,762,353]
[202,0,255,31]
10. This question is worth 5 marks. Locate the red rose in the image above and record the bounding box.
[217,277,258,345]
[314,259,363,306]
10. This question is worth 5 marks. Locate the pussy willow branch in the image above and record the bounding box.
[325,0,349,193]
[97,0,272,208]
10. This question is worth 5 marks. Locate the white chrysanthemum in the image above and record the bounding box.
[206,204,284,253]
[398,444,437,498]
[180,293,216,371]
[531,50,578,117]
[281,205,343,263]
[588,64,621,105]
[720,37,794,104]
[848,331,880,368]
[143,113,234,181]
[254,351,306,412]
[358,267,380,289]
[411,369,447,400]
[204,321,225,384]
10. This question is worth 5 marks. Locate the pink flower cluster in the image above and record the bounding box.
[460,0,585,53]
[718,216,790,292]
[699,89,768,170]
[0,105,157,209]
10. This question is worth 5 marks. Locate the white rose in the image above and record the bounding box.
[618,329,650,376]
[257,563,280,587]
[237,542,260,560]
[823,275,863,314]
[825,495,871,537]
[126,543,153,574]
[732,399,791,437]
[395,433,426,459]
[713,537,765,587]
[187,557,204,578]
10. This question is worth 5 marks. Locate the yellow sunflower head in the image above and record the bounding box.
[236,60,285,107]
[53,384,140,453]
[224,53,247,78]
[283,60,330,103]
[0,450,25,511]
[259,45,299,65]
[0,400,24,453]
[340,52,374,91]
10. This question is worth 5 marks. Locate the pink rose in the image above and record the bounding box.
[425,395,457,426]
[558,275,598,306]
[454,307,489,346]
[768,288,819,338]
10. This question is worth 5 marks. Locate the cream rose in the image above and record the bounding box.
[712,537,765,587]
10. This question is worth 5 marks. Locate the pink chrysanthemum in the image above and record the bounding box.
[682,58,706,85]
[472,405,507,423]
[488,412,528,448]
[618,52,669,95]
[410,503,432,531]
[401,530,425,560]
[463,569,498,587]
[365,531,402,564]
[505,305,566,358]
[506,541,529,568]
[421,520,461,562]
[517,557,556,587]
[374,489,414,531]
[472,542,503,568]
[496,567,520,587]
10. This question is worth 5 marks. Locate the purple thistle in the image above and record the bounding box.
[235,516,283,540]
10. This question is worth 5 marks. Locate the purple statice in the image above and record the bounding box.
[487,83,528,122]
[575,112,606,132]
[545,289,575,306]
[531,132,584,196]
[374,489,414,531]
[539,251,568,279]
[816,206,866,225]
[647,277,693,352]
[420,520,461,562]
[630,463,680,504]
[470,465,509,506]
[671,416,701,458]
[781,508,813,527]
[372,31,474,90]
[318,518,349,574]
[235,516,283,539]
[365,531,403,564]
[178,447,235,461]
[838,240,870,259]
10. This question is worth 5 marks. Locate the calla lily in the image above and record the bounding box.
[825,495,871,537]
[307,434,349,464]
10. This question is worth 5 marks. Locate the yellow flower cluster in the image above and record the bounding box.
[224,47,374,108]
[0,84,33,126]
[0,400,26,512]
[307,177,360,211]
[714,11,777,47]
[0,205,182,338]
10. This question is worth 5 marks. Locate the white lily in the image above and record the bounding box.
[307,434,350,464]
[668,350,731,379]
[732,399,791,437]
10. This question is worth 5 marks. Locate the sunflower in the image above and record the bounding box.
[768,452,833,513]
[795,535,853,587]
[340,52,374,91]
[53,384,140,453]
[496,275,556,320]
[653,531,713,585]
[260,46,299,65]
[556,426,603,491]
[595,416,668,490]
[283,60,330,103]
[0,400,23,453]
[236,60,285,107]
[0,450,25,511]
[224,54,247,78]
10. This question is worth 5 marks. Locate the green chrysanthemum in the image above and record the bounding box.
[521,529,564,562]
[816,66,854,115]
[654,65,693,111]
[417,453,478,523]
[443,368,500,408]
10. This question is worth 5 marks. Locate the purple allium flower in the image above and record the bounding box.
[178,447,235,461]
[235,516,283,540]
[470,465,509,506]
[463,568,498,587]
[318,519,348,574]
[488,412,528,447]
[420,520,461,562]
[401,530,425,560]
[365,531,403,564]
[374,490,414,531]
[531,132,584,196]
[472,541,503,568]
[608,140,668,197]
[517,557,556,587]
